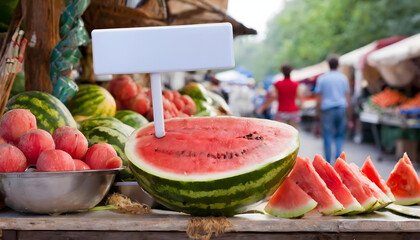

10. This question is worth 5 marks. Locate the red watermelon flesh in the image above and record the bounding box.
[386,157,420,205]
[402,153,416,171]
[264,178,318,218]
[362,156,395,201]
[349,163,392,210]
[290,156,343,215]
[313,154,364,215]
[132,117,298,176]
[339,152,346,162]
[334,158,377,211]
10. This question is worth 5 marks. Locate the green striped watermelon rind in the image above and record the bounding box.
[5,91,77,134]
[84,126,134,181]
[114,110,149,129]
[67,84,116,119]
[265,199,317,218]
[128,147,298,216]
[78,116,134,137]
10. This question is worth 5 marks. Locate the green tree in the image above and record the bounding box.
[234,0,420,83]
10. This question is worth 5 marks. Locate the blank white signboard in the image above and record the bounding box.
[92,23,235,75]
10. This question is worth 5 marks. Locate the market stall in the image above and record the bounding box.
[2,1,420,240]
[356,34,420,158]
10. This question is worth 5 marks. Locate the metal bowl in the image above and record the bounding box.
[0,169,121,214]
[113,181,158,208]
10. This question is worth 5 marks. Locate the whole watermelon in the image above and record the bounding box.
[67,84,116,121]
[5,91,77,134]
[125,117,299,216]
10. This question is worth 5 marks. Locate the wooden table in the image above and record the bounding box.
[1,208,420,239]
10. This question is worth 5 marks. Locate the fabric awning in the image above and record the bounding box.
[272,61,330,82]
[367,33,420,66]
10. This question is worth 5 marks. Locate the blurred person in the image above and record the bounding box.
[229,81,255,117]
[258,63,302,128]
[315,54,353,164]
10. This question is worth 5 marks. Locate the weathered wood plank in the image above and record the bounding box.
[5,231,420,240]
[1,209,420,233]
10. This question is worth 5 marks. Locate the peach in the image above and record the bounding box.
[109,76,137,101]
[74,159,91,170]
[53,126,89,159]
[36,149,75,172]
[128,93,151,115]
[108,75,133,95]
[0,137,6,144]
[17,129,55,165]
[172,91,181,99]
[162,90,174,102]
[173,97,185,111]
[113,78,138,102]
[136,83,143,93]
[84,143,121,169]
[0,143,27,172]
[0,109,37,144]
[181,95,197,115]
[105,156,123,169]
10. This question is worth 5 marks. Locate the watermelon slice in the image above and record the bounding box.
[264,178,317,218]
[349,163,392,211]
[362,156,395,201]
[339,152,346,161]
[289,156,343,215]
[125,117,299,216]
[334,158,377,211]
[386,154,420,205]
[312,154,364,215]
[402,152,416,171]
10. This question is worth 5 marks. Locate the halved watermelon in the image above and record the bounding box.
[264,178,317,218]
[312,154,364,215]
[289,156,343,215]
[125,117,299,216]
[334,158,377,211]
[386,154,420,205]
[362,156,395,201]
[349,163,392,211]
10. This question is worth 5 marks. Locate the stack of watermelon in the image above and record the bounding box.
[265,153,420,218]
[107,75,196,120]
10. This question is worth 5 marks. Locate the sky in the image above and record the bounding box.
[227,0,285,40]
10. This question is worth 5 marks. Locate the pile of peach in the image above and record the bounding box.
[109,75,197,120]
[0,109,122,172]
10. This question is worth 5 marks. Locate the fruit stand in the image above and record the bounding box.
[338,35,420,158]
[2,208,420,240]
[3,1,420,240]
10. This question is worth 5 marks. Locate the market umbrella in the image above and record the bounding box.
[215,69,250,85]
